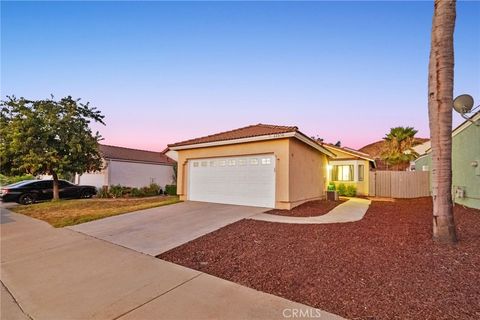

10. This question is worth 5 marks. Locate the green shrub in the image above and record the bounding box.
[143,183,161,196]
[337,183,347,196]
[345,185,357,197]
[130,187,144,197]
[98,184,167,198]
[327,183,336,191]
[97,187,111,198]
[165,185,177,196]
[109,185,125,198]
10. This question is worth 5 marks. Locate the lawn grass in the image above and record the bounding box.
[11,196,181,227]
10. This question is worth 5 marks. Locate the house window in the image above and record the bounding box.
[193,162,199,167]
[201,161,207,167]
[331,165,354,181]
[250,159,259,165]
[228,159,236,166]
[238,159,247,166]
[219,160,226,167]
[261,158,271,165]
[358,164,365,181]
[209,161,215,167]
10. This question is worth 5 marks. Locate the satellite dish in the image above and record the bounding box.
[453,94,474,114]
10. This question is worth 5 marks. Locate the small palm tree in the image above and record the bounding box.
[381,126,419,170]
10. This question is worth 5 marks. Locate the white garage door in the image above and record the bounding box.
[188,154,275,208]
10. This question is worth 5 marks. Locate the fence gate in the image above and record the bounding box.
[369,171,430,198]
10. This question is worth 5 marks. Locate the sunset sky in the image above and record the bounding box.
[2,1,479,151]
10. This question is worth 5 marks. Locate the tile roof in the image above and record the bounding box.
[99,144,175,165]
[168,124,299,147]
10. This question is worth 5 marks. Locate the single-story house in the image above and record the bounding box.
[168,124,373,209]
[322,144,376,195]
[75,144,176,189]
[414,111,480,209]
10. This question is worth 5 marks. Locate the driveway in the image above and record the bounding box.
[69,201,266,256]
[1,207,342,320]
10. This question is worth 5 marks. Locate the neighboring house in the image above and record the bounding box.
[322,144,376,196]
[414,111,480,209]
[359,138,429,170]
[75,144,176,189]
[167,124,336,209]
[412,140,431,156]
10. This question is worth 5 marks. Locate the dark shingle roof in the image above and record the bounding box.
[99,144,175,165]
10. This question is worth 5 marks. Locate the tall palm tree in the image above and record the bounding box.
[428,0,457,243]
[381,126,419,170]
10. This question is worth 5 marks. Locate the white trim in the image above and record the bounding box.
[170,132,336,157]
[415,153,430,162]
[452,112,480,137]
[423,112,480,154]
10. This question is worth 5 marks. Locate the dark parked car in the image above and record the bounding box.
[0,180,97,205]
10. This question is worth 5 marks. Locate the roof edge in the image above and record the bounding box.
[323,144,376,164]
[170,131,336,157]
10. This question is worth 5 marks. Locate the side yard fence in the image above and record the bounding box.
[369,171,430,198]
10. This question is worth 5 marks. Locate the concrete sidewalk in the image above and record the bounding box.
[0,207,343,320]
[250,198,371,224]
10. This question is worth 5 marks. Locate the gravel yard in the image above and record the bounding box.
[265,199,346,217]
[159,198,480,320]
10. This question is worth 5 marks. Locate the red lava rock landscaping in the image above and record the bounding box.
[265,199,346,217]
[159,197,480,320]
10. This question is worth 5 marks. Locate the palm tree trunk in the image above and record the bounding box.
[428,0,457,243]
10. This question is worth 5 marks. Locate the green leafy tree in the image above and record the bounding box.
[380,126,419,170]
[0,96,105,200]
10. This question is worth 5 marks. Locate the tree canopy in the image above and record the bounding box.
[380,126,419,169]
[0,96,105,199]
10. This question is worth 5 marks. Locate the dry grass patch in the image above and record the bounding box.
[12,196,180,227]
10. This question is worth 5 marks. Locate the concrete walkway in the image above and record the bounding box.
[250,198,371,224]
[69,201,266,256]
[0,207,343,320]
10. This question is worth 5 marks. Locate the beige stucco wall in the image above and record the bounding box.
[288,138,328,207]
[176,138,291,209]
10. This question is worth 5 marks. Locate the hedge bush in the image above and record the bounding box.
[345,185,357,197]
[165,185,177,196]
[337,183,347,196]
[96,183,165,198]
[335,183,357,197]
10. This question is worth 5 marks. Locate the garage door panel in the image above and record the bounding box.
[188,155,275,208]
